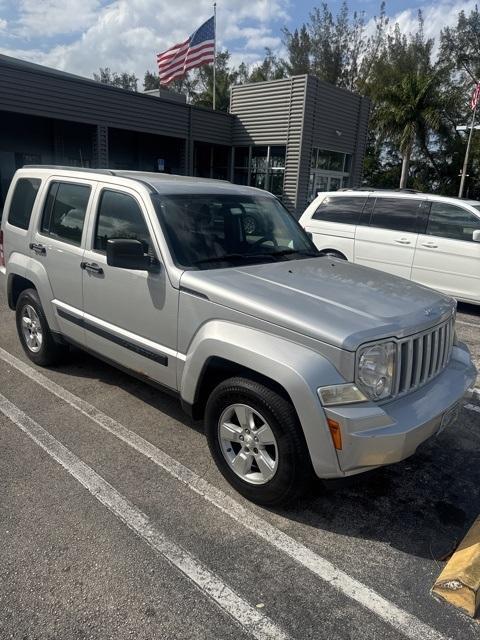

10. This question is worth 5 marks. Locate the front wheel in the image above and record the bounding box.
[205,377,313,506]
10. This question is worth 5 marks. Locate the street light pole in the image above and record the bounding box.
[459,101,478,198]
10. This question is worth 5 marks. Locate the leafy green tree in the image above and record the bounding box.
[191,51,239,111]
[93,67,138,91]
[440,6,480,82]
[247,48,286,83]
[283,26,311,75]
[143,70,160,91]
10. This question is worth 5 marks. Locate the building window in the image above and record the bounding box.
[194,142,230,181]
[308,147,352,202]
[233,145,286,198]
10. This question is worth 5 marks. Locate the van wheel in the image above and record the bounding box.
[319,250,347,260]
[16,289,68,366]
[205,377,313,506]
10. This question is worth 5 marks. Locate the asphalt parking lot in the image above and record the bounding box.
[0,276,479,640]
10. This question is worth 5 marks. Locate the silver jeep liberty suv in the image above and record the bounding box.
[1,167,476,506]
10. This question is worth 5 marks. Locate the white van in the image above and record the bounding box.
[299,189,480,304]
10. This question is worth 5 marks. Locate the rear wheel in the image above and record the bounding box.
[16,289,68,366]
[205,377,313,506]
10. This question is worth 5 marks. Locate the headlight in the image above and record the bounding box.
[357,342,396,401]
[318,383,367,406]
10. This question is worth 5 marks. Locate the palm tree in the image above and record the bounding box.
[373,71,444,188]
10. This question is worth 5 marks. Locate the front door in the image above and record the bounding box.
[81,185,179,390]
[354,197,428,279]
[412,201,480,302]
[32,178,94,345]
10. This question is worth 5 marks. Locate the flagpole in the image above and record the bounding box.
[459,101,477,198]
[213,2,217,110]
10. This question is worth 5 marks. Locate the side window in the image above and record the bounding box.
[369,198,428,233]
[7,178,41,230]
[312,196,367,225]
[426,203,480,242]
[94,190,151,253]
[41,182,91,246]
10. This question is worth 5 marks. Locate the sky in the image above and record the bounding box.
[0,0,476,85]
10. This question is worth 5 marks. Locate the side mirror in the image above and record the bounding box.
[107,239,159,271]
[473,230,480,243]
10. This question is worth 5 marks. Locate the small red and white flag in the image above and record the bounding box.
[470,83,480,110]
[157,16,215,85]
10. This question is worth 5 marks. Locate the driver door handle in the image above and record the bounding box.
[421,242,438,248]
[394,238,411,245]
[80,261,104,275]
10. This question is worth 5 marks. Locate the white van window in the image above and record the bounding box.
[8,178,41,230]
[312,196,367,225]
[370,198,428,233]
[426,203,480,242]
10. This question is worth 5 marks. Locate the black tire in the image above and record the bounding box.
[205,376,314,506]
[319,250,347,260]
[16,288,68,366]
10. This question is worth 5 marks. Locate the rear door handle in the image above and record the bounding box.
[80,261,104,275]
[421,242,438,248]
[29,242,46,255]
[394,238,411,245]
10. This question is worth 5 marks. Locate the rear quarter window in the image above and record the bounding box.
[312,196,367,225]
[7,178,41,230]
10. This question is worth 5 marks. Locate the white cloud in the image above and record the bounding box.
[16,0,101,37]
[384,0,478,55]
[0,18,7,30]
[0,0,289,81]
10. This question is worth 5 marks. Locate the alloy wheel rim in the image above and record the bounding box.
[218,403,278,485]
[21,304,43,353]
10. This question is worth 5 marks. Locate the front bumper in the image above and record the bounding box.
[324,343,476,475]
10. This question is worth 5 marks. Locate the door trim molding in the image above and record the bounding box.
[52,299,186,365]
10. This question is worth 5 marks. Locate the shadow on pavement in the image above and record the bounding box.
[54,345,480,562]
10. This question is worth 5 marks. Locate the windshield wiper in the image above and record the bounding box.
[269,249,320,258]
[193,252,277,266]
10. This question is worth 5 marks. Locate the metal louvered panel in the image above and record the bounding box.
[394,316,454,399]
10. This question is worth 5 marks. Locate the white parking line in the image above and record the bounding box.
[0,346,452,640]
[457,319,480,328]
[0,392,288,640]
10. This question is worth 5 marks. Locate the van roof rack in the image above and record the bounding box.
[338,187,421,194]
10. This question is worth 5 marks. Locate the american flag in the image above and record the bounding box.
[157,16,215,85]
[470,83,480,110]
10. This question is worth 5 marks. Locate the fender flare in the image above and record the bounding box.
[6,255,60,333]
[181,321,345,478]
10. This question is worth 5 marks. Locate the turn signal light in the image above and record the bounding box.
[327,418,342,450]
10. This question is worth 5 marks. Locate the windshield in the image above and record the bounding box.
[151,193,318,269]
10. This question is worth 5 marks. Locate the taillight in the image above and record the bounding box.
[0,229,4,267]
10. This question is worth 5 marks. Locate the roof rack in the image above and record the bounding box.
[23,165,115,175]
[338,186,422,194]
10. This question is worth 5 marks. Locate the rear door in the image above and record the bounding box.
[354,196,429,279]
[31,178,94,345]
[412,201,480,302]
[303,195,367,260]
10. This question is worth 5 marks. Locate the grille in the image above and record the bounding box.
[393,316,455,397]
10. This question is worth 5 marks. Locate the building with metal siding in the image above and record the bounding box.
[0,54,369,217]
[230,76,370,214]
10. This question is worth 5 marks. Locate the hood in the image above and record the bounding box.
[180,257,456,351]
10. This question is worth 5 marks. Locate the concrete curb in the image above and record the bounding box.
[432,515,480,618]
